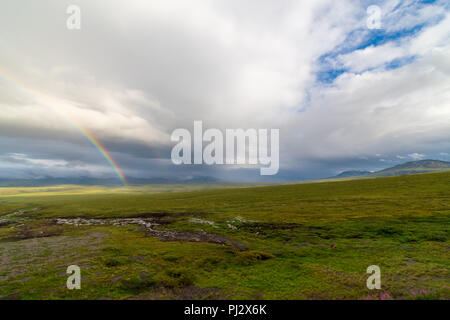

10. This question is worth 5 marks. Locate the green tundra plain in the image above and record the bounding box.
[0,172,449,300]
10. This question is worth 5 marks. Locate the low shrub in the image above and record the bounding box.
[154,267,195,288]
[236,250,275,265]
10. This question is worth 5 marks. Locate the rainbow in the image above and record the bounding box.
[64,123,128,186]
[0,69,127,186]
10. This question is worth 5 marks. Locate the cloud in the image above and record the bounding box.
[0,0,449,181]
[408,153,425,160]
[335,42,410,73]
[0,151,113,179]
[380,0,447,32]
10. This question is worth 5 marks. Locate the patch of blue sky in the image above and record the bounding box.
[418,0,442,5]
[314,0,448,85]
[384,55,417,70]
[314,55,416,88]
[315,24,432,84]
[356,24,424,50]
[299,0,448,113]
[315,54,417,87]
[316,68,347,85]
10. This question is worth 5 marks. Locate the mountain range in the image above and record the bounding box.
[0,176,220,187]
[331,159,450,180]
[0,160,449,187]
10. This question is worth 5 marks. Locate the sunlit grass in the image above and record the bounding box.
[0,172,448,299]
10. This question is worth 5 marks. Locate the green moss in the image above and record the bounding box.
[0,171,449,299]
[154,268,195,289]
[236,250,275,265]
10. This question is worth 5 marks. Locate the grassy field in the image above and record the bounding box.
[0,172,449,300]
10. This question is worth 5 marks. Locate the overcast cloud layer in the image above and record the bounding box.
[0,0,449,182]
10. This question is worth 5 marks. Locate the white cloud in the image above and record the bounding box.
[336,42,409,73]
[381,0,447,32]
[7,153,69,167]
[408,153,425,160]
[0,0,448,180]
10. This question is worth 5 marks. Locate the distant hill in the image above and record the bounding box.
[369,159,450,177]
[331,170,372,179]
[0,176,220,187]
[2,160,449,187]
[331,159,450,180]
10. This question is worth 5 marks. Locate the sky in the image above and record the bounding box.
[0,0,449,182]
